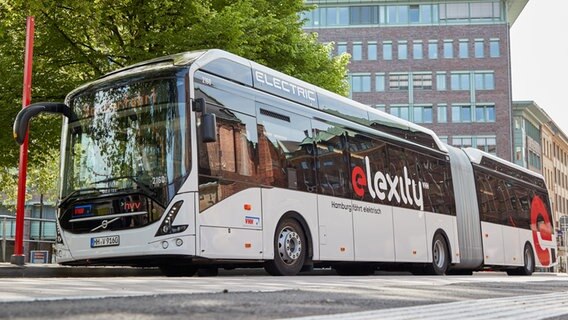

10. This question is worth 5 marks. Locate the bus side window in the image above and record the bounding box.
[256,103,315,192]
[348,133,387,203]
[415,155,433,212]
[313,120,349,198]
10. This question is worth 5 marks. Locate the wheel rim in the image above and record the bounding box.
[433,239,446,269]
[277,226,302,265]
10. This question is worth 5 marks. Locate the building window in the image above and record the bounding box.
[439,135,449,144]
[350,74,371,92]
[325,7,349,26]
[452,136,473,148]
[352,42,362,60]
[475,72,495,90]
[529,150,542,170]
[443,40,453,58]
[475,105,495,122]
[389,73,409,91]
[428,40,438,59]
[409,5,420,23]
[441,3,469,21]
[413,41,423,59]
[383,42,393,60]
[476,136,497,154]
[350,6,379,25]
[374,104,386,112]
[475,39,484,58]
[375,73,385,92]
[398,41,408,60]
[368,42,377,60]
[459,40,469,58]
[390,105,410,120]
[337,42,347,56]
[436,72,446,90]
[413,105,433,123]
[490,39,500,57]
[452,105,472,123]
[451,73,470,90]
[437,104,447,123]
[453,136,497,155]
[413,73,432,90]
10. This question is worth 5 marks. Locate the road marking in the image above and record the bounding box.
[288,291,568,320]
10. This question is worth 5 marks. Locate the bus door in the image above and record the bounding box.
[312,119,354,261]
[194,78,263,259]
[255,102,319,260]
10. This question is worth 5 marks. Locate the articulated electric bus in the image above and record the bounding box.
[14,50,556,276]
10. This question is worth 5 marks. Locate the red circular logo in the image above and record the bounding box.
[530,195,552,266]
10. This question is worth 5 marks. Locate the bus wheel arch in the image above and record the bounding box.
[507,242,535,276]
[265,211,312,276]
[426,230,451,275]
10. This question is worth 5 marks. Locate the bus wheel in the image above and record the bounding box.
[265,219,306,276]
[507,244,534,276]
[159,265,197,277]
[425,233,449,275]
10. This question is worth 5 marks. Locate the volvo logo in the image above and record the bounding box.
[91,217,120,232]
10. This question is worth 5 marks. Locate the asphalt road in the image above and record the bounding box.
[0,271,567,319]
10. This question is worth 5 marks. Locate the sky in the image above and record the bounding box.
[510,0,568,135]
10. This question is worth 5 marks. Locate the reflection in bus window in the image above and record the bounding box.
[313,120,349,198]
[257,104,316,192]
[349,133,388,203]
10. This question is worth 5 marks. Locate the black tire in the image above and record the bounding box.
[334,264,376,276]
[424,233,449,275]
[159,265,197,277]
[265,218,306,276]
[507,244,534,276]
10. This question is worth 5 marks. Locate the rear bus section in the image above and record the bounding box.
[464,148,556,275]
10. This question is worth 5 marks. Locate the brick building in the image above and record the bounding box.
[303,0,529,161]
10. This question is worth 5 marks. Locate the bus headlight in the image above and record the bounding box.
[155,200,188,236]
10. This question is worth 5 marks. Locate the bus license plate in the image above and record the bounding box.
[91,235,120,248]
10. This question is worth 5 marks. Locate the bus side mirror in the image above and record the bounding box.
[201,113,217,143]
[13,102,73,145]
[192,98,205,112]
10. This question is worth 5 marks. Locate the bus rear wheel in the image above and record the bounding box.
[424,233,449,275]
[507,244,534,276]
[265,218,306,276]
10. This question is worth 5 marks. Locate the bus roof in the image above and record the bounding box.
[463,147,546,189]
[69,49,448,153]
[191,49,448,153]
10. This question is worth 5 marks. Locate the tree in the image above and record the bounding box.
[0,0,349,205]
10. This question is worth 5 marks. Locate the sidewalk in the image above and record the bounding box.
[0,262,161,278]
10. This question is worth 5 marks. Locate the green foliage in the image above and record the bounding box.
[0,0,349,203]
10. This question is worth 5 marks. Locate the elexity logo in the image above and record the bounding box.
[351,156,424,211]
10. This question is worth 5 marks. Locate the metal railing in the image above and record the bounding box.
[1,214,57,262]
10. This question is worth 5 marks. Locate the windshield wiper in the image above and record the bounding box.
[93,176,157,197]
[59,187,115,208]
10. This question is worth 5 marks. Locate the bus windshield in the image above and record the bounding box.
[62,70,190,207]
